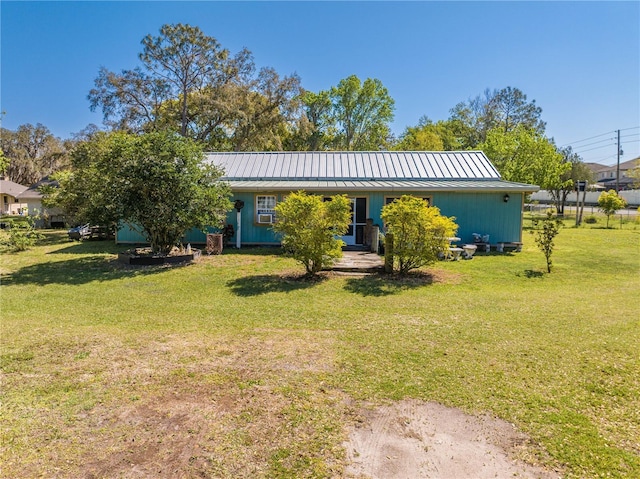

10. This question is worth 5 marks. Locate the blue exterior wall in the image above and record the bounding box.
[116,190,524,246]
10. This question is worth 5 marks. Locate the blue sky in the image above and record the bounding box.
[2,1,639,165]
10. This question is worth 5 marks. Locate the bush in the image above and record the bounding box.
[273,192,352,276]
[381,195,458,274]
[1,213,44,252]
[584,215,597,224]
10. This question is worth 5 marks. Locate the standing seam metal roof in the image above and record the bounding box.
[205,151,503,180]
[204,151,539,192]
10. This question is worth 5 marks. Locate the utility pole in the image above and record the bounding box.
[616,129,621,192]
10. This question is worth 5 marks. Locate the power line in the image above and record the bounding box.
[561,126,639,149]
[573,143,617,154]
[570,137,616,151]
[561,130,615,147]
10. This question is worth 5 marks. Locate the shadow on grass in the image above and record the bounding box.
[518,269,546,279]
[49,240,123,255]
[1,256,173,286]
[343,272,435,297]
[227,273,326,296]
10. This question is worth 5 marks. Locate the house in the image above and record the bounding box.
[0,178,28,215]
[116,151,539,248]
[15,177,65,227]
[590,158,639,190]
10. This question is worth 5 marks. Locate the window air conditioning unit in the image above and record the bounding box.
[257,214,273,224]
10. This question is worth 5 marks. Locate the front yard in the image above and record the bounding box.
[1,225,638,478]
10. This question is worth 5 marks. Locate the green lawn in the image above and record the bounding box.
[1,224,639,478]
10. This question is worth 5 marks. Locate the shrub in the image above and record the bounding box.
[531,210,562,273]
[1,213,44,252]
[381,195,458,274]
[597,190,627,228]
[584,215,597,224]
[273,192,352,276]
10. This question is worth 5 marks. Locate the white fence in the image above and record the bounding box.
[530,189,640,207]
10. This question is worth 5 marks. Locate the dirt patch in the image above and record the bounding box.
[344,400,561,479]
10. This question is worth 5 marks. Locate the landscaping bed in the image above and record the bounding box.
[117,247,201,265]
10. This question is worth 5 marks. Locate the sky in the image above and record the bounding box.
[1,1,639,166]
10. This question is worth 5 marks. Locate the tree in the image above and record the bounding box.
[330,75,395,150]
[296,90,335,150]
[228,67,303,151]
[628,159,640,188]
[47,131,232,254]
[395,116,461,151]
[0,123,68,185]
[288,75,395,151]
[140,24,231,137]
[273,192,351,276]
[381,195,458,274]
[448,86,545,148]
[598,190,627,228]
[547,147,594,214]
[89,23,302,150]
[479,125,570,191]
[0,148,8,175]
[532,210,562,273]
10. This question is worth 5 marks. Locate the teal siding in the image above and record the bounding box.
[116,190,524,246]
[431,192,524,243]
[227,192,280,244]
[225,191,523,245]
[115,224,217,245]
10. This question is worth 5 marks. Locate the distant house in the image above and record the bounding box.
[589,158,639,190]
[0,176,64,226]
[0,178,28,215]
[15,177,65,227]
[117,151,539,247]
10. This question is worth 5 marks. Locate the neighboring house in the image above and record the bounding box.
[14,177,65,227]
[117,151,539,247]
[590,158,639,190]
[0,178,28,215]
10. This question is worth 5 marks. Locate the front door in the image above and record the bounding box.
[342,197,367,246]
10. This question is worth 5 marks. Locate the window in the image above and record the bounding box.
[256,195,277,224]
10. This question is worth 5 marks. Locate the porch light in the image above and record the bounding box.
[503,194,510,203]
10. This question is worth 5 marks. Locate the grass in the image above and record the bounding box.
[1,224,639,478]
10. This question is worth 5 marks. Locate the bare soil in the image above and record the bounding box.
[344,399,561,479]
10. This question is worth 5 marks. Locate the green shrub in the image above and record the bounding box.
[381,195,458,274]
[273,192,352,276]
[1,214,44,252]
[584,215,598,224]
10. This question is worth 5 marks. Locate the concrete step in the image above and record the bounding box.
[329,251,385,273]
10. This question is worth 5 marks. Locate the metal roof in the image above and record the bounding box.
[205,151,539,192]
[225,179,537,192]
[205,151,502,180]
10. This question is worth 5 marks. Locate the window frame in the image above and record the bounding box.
[255,194,278,225]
